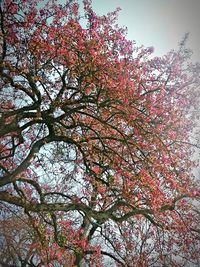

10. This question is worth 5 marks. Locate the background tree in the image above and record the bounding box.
[0,204,41,267]
[0,0,200,266]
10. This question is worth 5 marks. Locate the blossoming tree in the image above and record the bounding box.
[0,0,200,266]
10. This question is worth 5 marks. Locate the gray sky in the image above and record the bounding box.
[91,0,200,61]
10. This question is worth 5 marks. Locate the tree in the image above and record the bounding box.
[0,0,200,266]
[0,205,40,267]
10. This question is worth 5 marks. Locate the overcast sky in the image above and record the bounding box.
[91,0,200,62]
